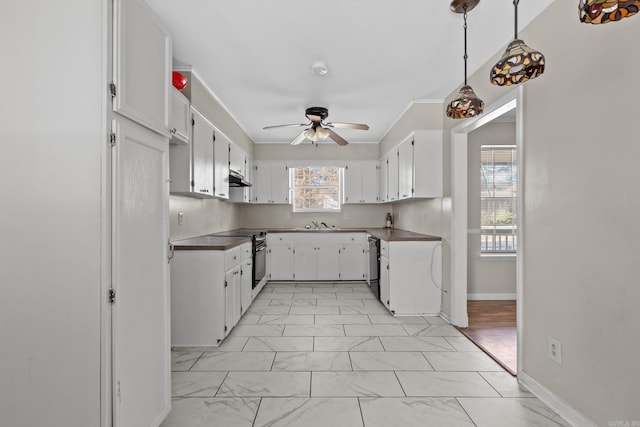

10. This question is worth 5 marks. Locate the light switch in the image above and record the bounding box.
[178,212,184,226]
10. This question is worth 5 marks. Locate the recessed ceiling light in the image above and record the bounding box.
[310,61,329,76]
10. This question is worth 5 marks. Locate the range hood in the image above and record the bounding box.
[229,169,252,187]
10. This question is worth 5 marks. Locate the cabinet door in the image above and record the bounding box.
[340,244,365,281]
[343,162,362,204]
[113,0,170,135]
[191,108,214,196]
[294,244,317,281]
[253,161,272,203]
[224,269,237,335]
[271,162,290,204]
[229,142,245,176]
[379,158,388,202]
[111,118,170,427]
[169,87,190,143]
[317,245,341,281]
[361,161,379,203]
[240,260,253,315]
[380,256,390,309]
[413,130,443,198]
[388,151,399,202]
[213,131,229,199]
[269,245,294,280]
[398,138,413,200]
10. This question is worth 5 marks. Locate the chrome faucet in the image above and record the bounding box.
[321,222,329,229]
[311,221,319,229]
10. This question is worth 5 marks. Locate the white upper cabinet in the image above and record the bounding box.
[379,157,388,203]
[169,87,190,143]
[387,150,399,202]
[344,161,378,204]
[112,0,171,135]
[213,130,230,199]
[253,161,290,204]
[398,137,413,200]
[229,142,245,176]
[379,130,443,202]
[191,107,215,196]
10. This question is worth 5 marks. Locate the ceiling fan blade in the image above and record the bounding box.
[263,123,308,130]
[290,130,307,145]
[326,128,349,146]
[325,122,370,130]
[306,114,322,122]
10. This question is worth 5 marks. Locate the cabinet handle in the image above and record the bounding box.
[170,128,177,135]
[200,189,209,193]
[219,193,225,197]
[402,194,409,198]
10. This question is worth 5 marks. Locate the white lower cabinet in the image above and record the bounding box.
[170,242,251,346]
[268,233,367,281]
[267,233,294,281]
[383,240,442,315]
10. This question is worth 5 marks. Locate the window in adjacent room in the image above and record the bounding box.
[292,166,342,212]
[480,145,517,254]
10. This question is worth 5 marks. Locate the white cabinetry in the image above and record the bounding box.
[340,233,366,281]
[293,234,341,281]
[344,161,379,204]
[387,150,399,202]
[230,154,254,203]
[381,240,442,315]
[379,158,388,203]
[171,242,251,346]
[213,130,230,199]
[169,107,214,197]
[398,137,413,200]
[240,245,253,315]
[267,234,295,280]
[229,142,245,176]
[169,87,190,143]
[254,161,290,204]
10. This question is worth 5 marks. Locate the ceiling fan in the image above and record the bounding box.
[263,107,369,146]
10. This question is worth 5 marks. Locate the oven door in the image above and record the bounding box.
[253,242,266,288]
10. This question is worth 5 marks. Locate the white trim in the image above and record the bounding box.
[519,372,598,427]
[450,87,525,376]
[467,293,516,301]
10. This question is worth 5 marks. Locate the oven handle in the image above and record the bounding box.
[255,244,267,252]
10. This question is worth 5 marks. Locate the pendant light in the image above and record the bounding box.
[579,0,639,24]
[447,0,484,120]
[490,0,545,86]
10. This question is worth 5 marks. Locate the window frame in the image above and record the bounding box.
[291,165,344,213]
[480,145,517,255]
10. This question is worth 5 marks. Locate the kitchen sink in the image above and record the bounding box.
[293,227,339,231]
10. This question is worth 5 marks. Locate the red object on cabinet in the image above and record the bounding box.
[172,71,188,91]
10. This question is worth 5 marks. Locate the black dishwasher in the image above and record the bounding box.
[368,235,380,299]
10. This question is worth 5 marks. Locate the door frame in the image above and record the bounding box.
[449,86,524,375]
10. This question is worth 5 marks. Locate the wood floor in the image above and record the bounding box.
[456,300,517,375]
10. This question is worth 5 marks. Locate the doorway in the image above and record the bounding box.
[449,87,524,377]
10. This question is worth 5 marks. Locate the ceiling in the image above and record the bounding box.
[146,0,554,144]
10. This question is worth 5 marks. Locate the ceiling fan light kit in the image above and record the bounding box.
[310,61,329,76]
[579,0,639,24]
[446,0,484,120]
[490,0,545,86]
[263,106,369,146]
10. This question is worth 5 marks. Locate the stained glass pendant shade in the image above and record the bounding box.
[490,0,545,86]
[447,0,484,119]
[579,0,639,24]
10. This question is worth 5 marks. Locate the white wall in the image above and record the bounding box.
[442,1,640,424]
[0,2,104,426]
[467,122,516,297]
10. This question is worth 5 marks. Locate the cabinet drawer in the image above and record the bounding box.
[240,242,252,261]
[225,246,242,271]
[267,233,294,245]
[380,240,389,257]
[317,233,341,244]
[341,233,366,244]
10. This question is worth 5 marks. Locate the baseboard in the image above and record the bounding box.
[519,372,597,427]
[467,293,516,300]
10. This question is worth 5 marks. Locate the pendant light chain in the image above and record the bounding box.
[513,0,519,39]
[463,6,468,86]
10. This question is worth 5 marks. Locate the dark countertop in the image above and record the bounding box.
[172,235,251,251]
[172,228,440,250]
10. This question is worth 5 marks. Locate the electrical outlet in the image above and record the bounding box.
[283,211,290,220]
[548,337,562,364]
[423,213,429,222]
[343,213,350,220]
[177,212,184,226]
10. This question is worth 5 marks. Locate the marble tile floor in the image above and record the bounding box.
[161,282,569,427]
